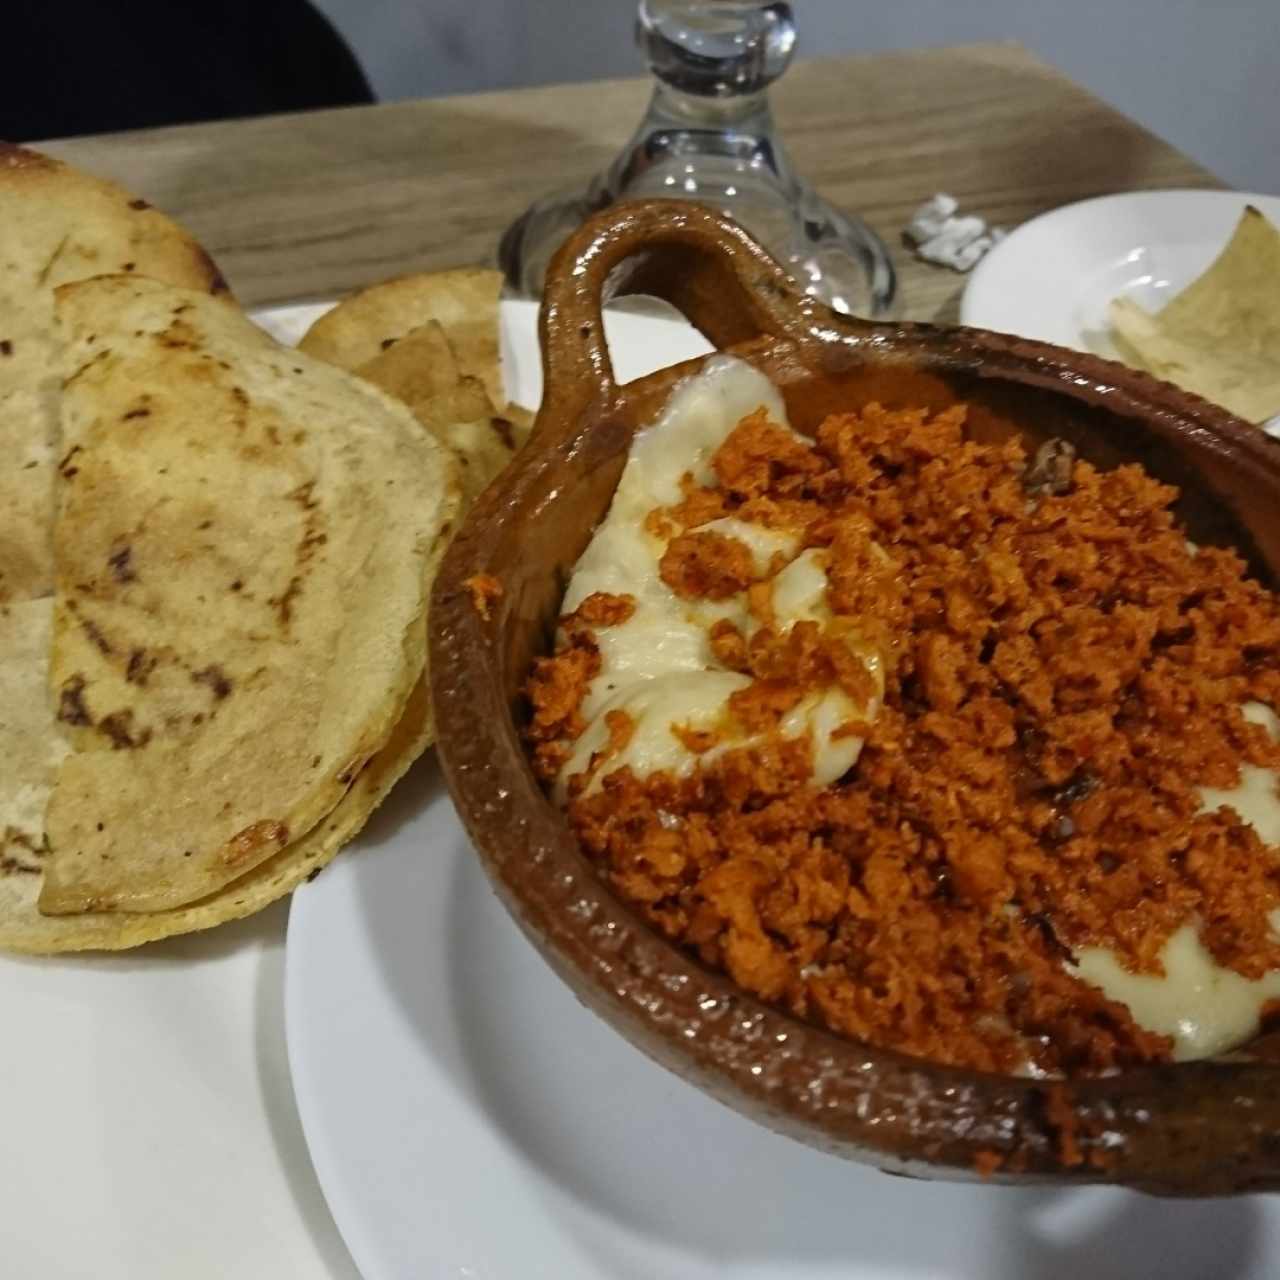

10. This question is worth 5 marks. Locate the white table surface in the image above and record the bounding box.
[0,297,689,1280]
[1,299,366,1279]
[0,900,357,1278]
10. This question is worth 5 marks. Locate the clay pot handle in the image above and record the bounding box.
[537,199,833,430]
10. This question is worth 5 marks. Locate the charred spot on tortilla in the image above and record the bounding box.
[97,710,149,751]
[57,675,91,726]
[107,545,136,582]
[191,664,232,700]
[124,649,156,686]
[223,819,290,868]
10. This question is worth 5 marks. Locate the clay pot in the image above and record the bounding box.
[431,199,1280,1194]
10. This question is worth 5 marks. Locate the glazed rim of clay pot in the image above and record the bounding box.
[431,198,1280,1195]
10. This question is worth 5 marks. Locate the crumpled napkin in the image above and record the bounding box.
[904,194,1006,272]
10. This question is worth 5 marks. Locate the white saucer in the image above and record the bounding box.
[283,299,1280,1280]
[961,189,1280,359]
[285,761,1280,1280]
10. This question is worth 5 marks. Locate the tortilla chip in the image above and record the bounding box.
[1109,205,1280,423]
[351,321,527,505]
[38,276,459,915]
[298,268,504,412]
[0,143,227,604]
[500,402,536,441]
[356,321,493,424]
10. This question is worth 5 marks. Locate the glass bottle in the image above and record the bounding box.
[498,0,895,317]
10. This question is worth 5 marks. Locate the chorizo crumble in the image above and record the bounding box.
[526,401,1280,1076]
[463,573,503,621]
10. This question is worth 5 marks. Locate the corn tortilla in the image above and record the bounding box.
[0,649,432,953]
[1109,205,1280,423]
[353,321,532,505]
[0,143,227,603]
[298,268,505,412]
[38,276,458,915]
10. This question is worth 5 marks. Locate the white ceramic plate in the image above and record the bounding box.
[284,299,1280,1280]
[961,189,1280,358]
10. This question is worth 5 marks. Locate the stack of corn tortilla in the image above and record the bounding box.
[0,144,530,952]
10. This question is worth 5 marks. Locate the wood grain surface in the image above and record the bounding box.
[39,43,1217,320]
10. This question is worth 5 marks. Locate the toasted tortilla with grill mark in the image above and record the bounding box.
[0,599,65,882]
[352,320,533,507]
[297,267,505,413]
[0,611,433,952]
[38,276,458,915]
[0,143,227,604]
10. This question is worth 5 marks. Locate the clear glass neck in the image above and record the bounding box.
[636,0,796,97]
[498,1,895,317]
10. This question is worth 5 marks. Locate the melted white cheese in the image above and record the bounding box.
[557,671,752,802]
[1074,918,1280,1060]
[555,355,880,798]
[1197,702,1280,845]
[692,517,800,575]
[771,549,828,625]
[559,365,1280,1064]
[1073,700,1280,1059]
[622,355,791,508]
